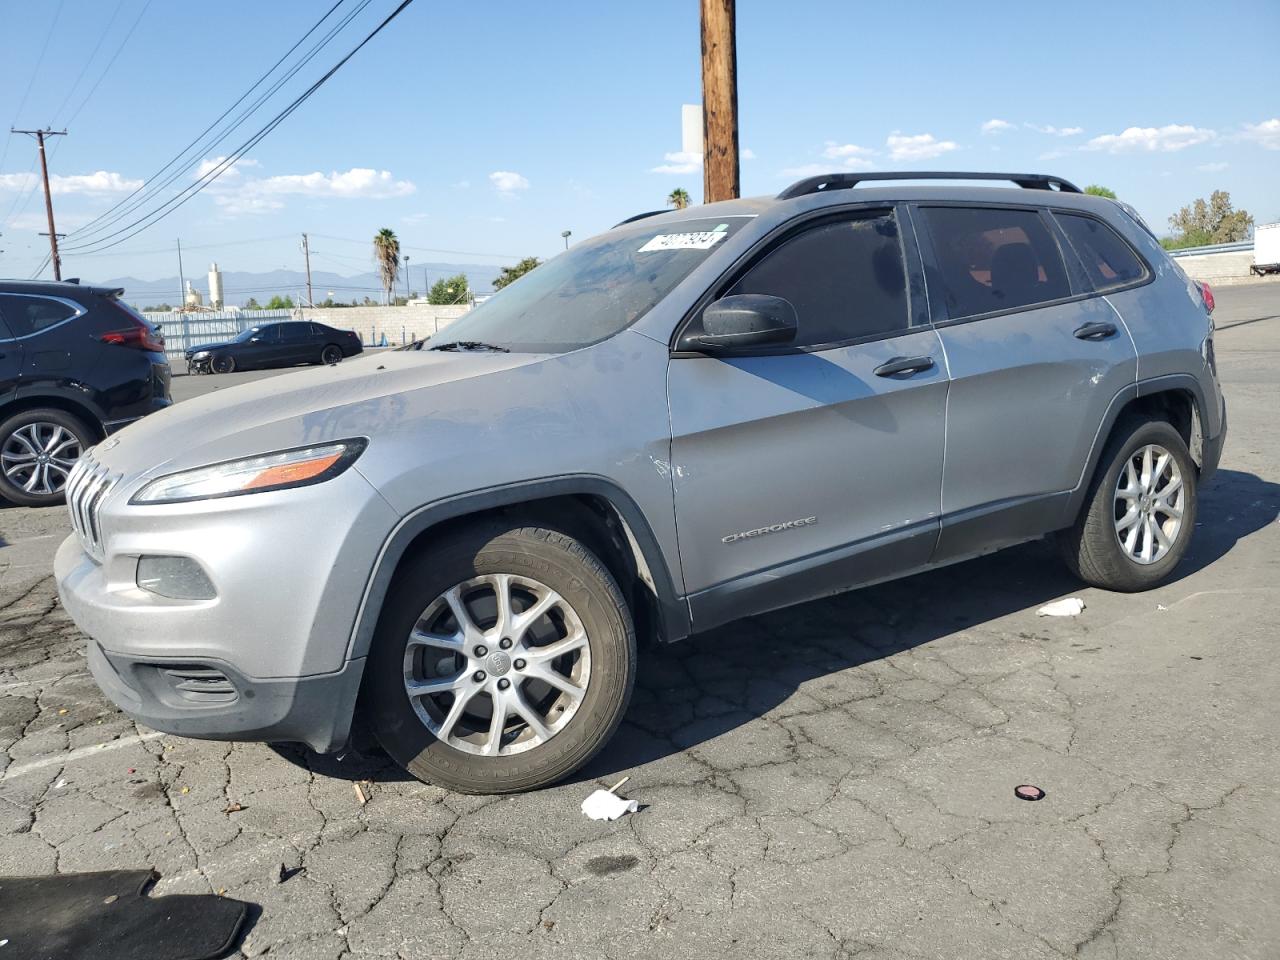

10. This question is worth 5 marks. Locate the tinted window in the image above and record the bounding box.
[721,213,908,347]
[280,322,310,342]
[922,207,1070,320]
[0,294,79,337]
[1054,213,1148,291]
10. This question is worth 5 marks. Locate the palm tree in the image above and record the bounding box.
[373,228,400,304]
[667,187,691,210]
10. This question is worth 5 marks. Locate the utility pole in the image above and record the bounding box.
[404,254,410,301]
[301,233,314,306]
[13,128,67,280]
[699,0,739,203]
[176,237,186,309]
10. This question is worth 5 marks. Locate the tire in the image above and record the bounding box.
[211,354,235,374]
[1058,417,1198,591]
[320,345,343,365]
[0,408,95,507]
[366,524,636,794]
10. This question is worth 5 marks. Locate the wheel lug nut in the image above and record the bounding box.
[499,638,512,649]
[513,659,526,670]
[475,645,487,657]
[497,678,510,690]
[473,670,486,682]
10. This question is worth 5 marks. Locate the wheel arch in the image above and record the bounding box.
[1065,377,1205,525]
[346,476,690,666]
[0,394,105,441]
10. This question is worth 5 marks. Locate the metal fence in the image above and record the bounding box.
[1166,240,1253,258]
[142,309,293,367]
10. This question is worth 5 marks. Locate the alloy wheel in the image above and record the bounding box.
[403,573,591,757]
[1113,443,1184,565]
[322,346,342,364]
[1,423,83,496]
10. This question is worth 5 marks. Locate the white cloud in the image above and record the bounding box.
[489,170,530,193]
[650,150,702,174]
[212,167,415,215]
[741,147,756,161]
[822,141,874,160]
[981,119,1013,134]
[1197,161,1229,172]
[1084,124,1215,153]
[402,212,430,224]
[194,156,259,179]
[886,132,958,162]
[9,210,96,230]
[1239,118,1280,150]
[1025,123,1084,137]
[0,170,142,195]
[778,163,834,178]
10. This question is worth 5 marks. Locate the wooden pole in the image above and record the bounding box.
[14,128,67,279]
[700,0,739,203]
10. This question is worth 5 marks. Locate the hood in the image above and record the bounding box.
[95,348,553,478]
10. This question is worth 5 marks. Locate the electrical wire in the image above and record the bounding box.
[310,233,522,261]
[49,0,129,127]
[61,0,418,256]
[67,0,354,242]
[57,0,154,132]
[0,0,67,172]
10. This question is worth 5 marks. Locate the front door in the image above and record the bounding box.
[667,207,948,631]
[0,309,24,403]
[911,203,1139,561]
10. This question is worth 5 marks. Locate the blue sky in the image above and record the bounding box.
[1,0,1277,288]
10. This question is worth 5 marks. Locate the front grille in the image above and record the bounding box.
[65,452,120,563]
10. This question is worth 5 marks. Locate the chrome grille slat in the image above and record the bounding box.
[63,450,120,563]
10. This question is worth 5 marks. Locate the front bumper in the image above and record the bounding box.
[54,466,398,752]
[85,639,364,753]
[1200,401,1226,484]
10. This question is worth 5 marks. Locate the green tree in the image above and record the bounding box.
[373,228,400,304]
[244,297,261,309]
[265,294,294,310]
[667,187,691,210]
[1164,190,1254,249]
[1084,184,1117,199]
[141,303,173,312]
[493,257,541,290]
[428,273,471,305]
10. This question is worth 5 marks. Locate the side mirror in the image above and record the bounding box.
[691,294,797,353]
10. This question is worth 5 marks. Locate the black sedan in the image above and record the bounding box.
[186,321,362,374]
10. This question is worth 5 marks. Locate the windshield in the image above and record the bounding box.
[233,326,263,342]
[435,217,748,352]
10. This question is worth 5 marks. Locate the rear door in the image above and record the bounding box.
[0,308,24,403]
[911,203,1138,561]
[667,206,948,628]
[278,322,315,363]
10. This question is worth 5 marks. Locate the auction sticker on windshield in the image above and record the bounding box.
[638,226,729,253]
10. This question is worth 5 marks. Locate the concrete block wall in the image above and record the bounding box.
[1171,251,1259,285]
[303,304,471,345]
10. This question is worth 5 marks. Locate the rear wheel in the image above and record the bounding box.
[211,354,236,374]
[1058,417,1197,591]
[320,344,343,365]
[0,409,94,507]
[366,524,636,793]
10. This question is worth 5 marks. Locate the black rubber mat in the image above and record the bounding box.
[0,870,248,960]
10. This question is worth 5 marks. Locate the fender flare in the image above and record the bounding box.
[344,474,690,663]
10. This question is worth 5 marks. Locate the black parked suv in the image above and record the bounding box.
[0,280,171,506]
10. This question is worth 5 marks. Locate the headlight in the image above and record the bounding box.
[191,350,210,359]
[131,439,367,504]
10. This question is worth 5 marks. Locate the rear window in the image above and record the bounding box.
[1054,212,1148,291]
[0,294,80,337]
[921,207,1071,320]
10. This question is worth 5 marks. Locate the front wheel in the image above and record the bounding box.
[211,354,236,374]
[366,524,636,793]
[1058,417,1198,591]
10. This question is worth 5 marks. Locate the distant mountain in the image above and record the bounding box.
[99,264,503,308]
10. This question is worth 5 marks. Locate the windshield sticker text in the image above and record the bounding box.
[638,231,728,253]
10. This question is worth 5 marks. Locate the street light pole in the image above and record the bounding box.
[561,230,572,250]
[404,255,410,301]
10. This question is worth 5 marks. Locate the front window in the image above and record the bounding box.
[434,217,749,352]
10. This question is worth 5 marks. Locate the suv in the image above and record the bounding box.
[54,172,1225,793]
[1,280,171,506]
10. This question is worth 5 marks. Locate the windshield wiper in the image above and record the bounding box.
[428,340,510,353]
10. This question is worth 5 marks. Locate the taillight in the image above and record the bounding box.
[1198,281,1215,315]
[103,299,165,351]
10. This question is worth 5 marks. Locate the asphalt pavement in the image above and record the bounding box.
[1,282,1277,959]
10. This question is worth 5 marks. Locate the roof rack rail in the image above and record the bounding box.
[613,209,667,227]
[776,171,1082,201]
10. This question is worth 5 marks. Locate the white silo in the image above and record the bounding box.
[208,262,224,310]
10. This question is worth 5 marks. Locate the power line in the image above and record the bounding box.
[311,233,523,261]
[58,0,154,132]
[67,0,355,243]
[49,0,128,127]
[62,0,419,257]
[0,0,67,172]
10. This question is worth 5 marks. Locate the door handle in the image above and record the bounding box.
[874,355,935,378]
[1074,321,1117,341]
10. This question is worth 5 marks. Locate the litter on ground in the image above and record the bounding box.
[582,777,638,821]
[1036,597,1086,617]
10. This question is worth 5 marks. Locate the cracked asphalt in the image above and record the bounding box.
[2,283,1277,959]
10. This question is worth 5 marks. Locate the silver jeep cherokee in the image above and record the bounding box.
[55,172,1226,793]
